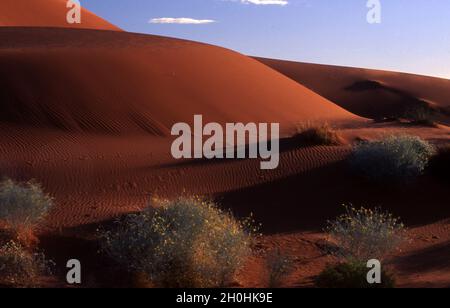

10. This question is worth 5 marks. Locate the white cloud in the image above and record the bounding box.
[233,0,289,5]
[150,18,216,25]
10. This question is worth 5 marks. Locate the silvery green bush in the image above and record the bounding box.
[0,179,54,230]
[350,135,435,181]
[99,197,256,288]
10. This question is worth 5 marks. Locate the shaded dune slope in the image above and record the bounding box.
[256,58,450,124]
[0,0,121,31]
[0,28,360,135]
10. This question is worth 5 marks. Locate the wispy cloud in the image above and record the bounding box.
[231,0,289,5]
[150,18,216,25]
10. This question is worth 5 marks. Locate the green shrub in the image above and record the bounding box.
[325,205,407,262]
[0,179,53,231]
[316,261,396,288]
[0,240,53,287]
[99,197,257,288]
[293,123,343,146]
[350,135,435,182]
[266,249,294,288]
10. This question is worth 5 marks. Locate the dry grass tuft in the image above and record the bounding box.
[293,123,343,146]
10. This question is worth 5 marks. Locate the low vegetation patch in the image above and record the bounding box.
[293,123,343,146]
[316,261,396,288]
[0,240,53,288]
[325,205,407,262]
[0,178,53,232]
[266,249,294,288]
[403,104,438,127]
[0,179,54,287]
[350,135,435,182]
[99,197,257,288]
[318,206,404,289]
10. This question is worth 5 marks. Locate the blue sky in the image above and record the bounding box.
[82,0,450,79]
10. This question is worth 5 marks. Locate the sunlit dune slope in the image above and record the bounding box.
[256,58,450,124]
[0,28,361,135]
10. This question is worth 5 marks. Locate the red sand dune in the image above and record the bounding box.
[256,58,450,124]
[0,28,361,136]
[0,0,120,31]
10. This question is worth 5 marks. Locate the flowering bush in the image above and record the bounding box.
[325,205,407,262]
[99,197,257,288]
[0,240,53,287]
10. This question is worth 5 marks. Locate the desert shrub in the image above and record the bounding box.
[403,105,437,126]
[293,123,343,146]
[0,240,53,287]
[325,205,407,262]
[315,261,396,288]
[350,135,435,182]
[0,179,53,231]
[266,249,294,288]
[429,146,450,182]
[99,197,257,288]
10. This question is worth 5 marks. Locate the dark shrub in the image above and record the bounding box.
[0,240,53,287]
[403,105,437,126]
[266,249,294,288]
[316,261,396,288]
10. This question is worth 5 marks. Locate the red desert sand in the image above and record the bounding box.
[0,0,120,31]
[0,2,449,288]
